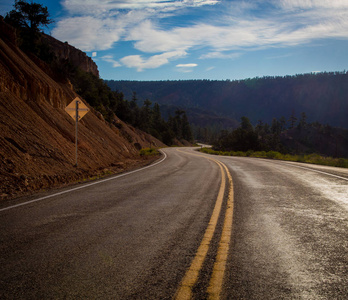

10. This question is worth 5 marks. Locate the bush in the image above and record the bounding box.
[139,148,160,156]
[336,158,348,168]
[266,151,280,159]
[198,148,347,168]
[246,150,254,157]
[253,151,267,158]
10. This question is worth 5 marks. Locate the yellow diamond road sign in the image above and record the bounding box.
[65,97,89,121]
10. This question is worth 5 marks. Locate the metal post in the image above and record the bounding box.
[75,100,79,167]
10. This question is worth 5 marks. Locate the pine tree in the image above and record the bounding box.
[289,111,297,129]
[240,116,253,132]
[5,0,52,31]
[181,112,193,141]
[297,112,307,130]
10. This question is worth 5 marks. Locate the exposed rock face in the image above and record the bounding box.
[0,18,75,110]
[0,19,164,200]
[43,34,99,77]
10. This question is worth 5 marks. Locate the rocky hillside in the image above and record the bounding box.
[0,19,164,200]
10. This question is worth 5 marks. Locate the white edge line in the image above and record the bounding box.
[0,150,167,213]
[219,154,348,181]
[280,163,348,181]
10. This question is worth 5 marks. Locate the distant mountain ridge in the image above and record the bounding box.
[106,72,348,129]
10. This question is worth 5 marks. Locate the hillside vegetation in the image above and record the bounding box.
[3,0,192,146]
[213,116,348,158]
[0,16,165,200]
[67,67,193,145]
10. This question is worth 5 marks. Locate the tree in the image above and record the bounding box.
[279,116,287,131]
[139,99,152,132]
[5,0,52,32]
[255,120,264,134]
[297,112,307,130]
[149,103,164,140]
[129,92,140,127]
[271,118,281,135]
[130,92,138,109]
[240,116,253,132]
[181,112,193,141]
[152,103,162,128]
[289,111,297,129]
[5,1,53,56]
[214,117,259,152]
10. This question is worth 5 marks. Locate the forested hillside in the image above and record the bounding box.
[106,72,348,134]
[213,116,348,158]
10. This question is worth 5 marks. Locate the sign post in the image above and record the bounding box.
[75,99,78,166]
[65,97,89,167]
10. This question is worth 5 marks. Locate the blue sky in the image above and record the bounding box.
[1,0,348,81]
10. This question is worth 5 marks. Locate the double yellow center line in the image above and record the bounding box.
[175,150,234,299]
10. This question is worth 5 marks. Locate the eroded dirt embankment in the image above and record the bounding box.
[0,19,165,200]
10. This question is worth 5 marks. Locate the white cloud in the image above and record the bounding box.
[61,0,220,15]
[101,55,121,67]
[176,63,198,73]
[127,19,261,54]
[277,0,348,10]
[52,16,124,51]
[52,8,154,51]
[120,50,187,71]
[53,0,348,70]
[126,20,208,53]
[126,0,348,55]
[56,0,221,50]
[176,64,198,68]
[200,52,242,59]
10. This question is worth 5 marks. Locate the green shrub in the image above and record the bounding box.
[198,148,347,168]
[335,158,348,168]
[253,151,267,158]
[296,155,305,163]
[140,148,159,156]
[246,150,254,157]
[266,151,280,159]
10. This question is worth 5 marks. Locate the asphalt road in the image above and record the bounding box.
[0,147,347,299]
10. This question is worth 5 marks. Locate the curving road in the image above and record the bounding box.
[0,147,347,299]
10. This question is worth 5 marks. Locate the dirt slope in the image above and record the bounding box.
[0,19,165,200]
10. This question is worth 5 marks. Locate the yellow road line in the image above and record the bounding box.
[175,161,226,300]
[207,163,234,299]
[174,149,234,300]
